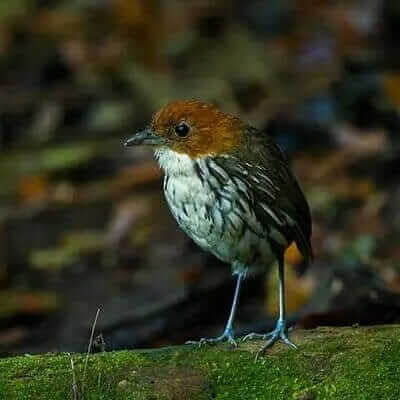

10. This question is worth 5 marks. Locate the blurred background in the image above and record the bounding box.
[1,0,400,357]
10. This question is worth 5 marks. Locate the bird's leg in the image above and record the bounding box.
[186,268,247,348]
[242,256,297,358]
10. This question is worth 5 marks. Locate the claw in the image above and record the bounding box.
[242,332,272,342]
[186,327,237,348]
[243,320,297,360]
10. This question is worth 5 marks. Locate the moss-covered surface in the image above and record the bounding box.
[1,325,400,400]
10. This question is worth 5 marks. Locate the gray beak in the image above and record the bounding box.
[124,128,166,147]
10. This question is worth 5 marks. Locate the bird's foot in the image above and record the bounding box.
[242,320,297,360]
[186,327,237,348]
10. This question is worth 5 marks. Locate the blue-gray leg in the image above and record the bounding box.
[186,268,247,347]
[243,256,297,358]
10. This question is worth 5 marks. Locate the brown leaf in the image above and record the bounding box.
[383,74,400,111]
[18,175,50,203]
[266,267,314,315]
[284,242,304,265]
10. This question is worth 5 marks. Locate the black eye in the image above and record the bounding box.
[174,122,190,137]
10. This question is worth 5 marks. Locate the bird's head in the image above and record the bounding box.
[125,100,247,158]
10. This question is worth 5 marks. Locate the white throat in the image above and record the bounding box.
[154,147,195,176]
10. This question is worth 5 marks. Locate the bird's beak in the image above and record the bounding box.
[124,128,166,147]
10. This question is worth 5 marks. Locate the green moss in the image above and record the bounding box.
[1,326,400,399]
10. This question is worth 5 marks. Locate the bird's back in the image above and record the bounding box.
[227,128,313,264]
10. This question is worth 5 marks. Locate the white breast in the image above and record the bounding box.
[155,147,215,235]
[154,147,276,269]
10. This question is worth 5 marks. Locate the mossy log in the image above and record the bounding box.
[1,325,400,400]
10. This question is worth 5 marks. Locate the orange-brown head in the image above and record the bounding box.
[125,100,247,158]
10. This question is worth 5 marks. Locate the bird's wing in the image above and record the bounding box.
[213,137,313,264]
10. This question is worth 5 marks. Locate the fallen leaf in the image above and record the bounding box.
[266,266,314,315]
[284,242,304,265]
[18,175,49,203]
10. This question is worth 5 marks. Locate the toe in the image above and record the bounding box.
[242,333,268,342]
[242,333,253,342]
[262,335,278,349]
[185,332,240,348]
[199,338,209,347]
[185,338,209,347]
[255,346,268,361]
[227,337,238,347]
[281,335,297,349]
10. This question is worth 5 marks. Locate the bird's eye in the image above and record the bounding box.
[174,122,190,137]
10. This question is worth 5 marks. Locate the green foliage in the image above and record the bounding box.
[0,0,31,22]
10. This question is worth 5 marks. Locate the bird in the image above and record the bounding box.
[125,100,313,357]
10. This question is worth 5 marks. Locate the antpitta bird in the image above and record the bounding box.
[125,100,312,357]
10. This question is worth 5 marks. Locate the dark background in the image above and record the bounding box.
[1,0,400,356]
